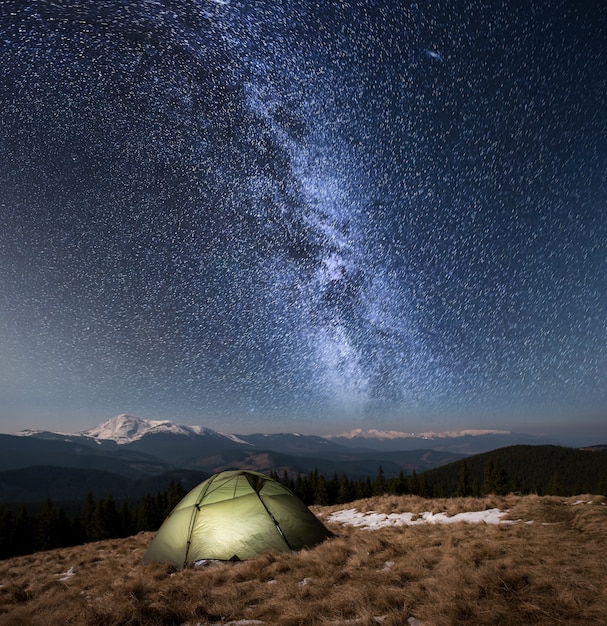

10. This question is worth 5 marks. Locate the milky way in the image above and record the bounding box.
[1,1,606,431]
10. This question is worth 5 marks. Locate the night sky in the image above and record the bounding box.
[1,0,606,437]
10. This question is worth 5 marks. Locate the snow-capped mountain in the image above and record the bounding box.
[15,414,249,446]
[327,428,512,440]
[2,414,567,502]
[13,416,555,455]
[326,428,553,454]
[81,414,249,446]
[8,415,257,477]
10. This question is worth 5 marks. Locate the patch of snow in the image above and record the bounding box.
[14,428,42,437]
[214,621,265,626]
[218,432,253,445]
[327,617,388,625]
[328,508,521,529]
[13,428,76,440]
[380,561,395,571]
[57,566,76,581]
[299,577,313,586]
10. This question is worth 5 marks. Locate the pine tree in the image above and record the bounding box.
[419,473,430,497]
[36,499,64,551]
[14,505,34,556]
[167,480,187,511]
[136,494,158,532]
[482,459,508,495]
[394,470,408,495]
[547,473,564,496]
[295,473,312,504]
[337,473,354,504]
[482,460,496,495]
[281,470,293,492]
[327,473,339,503]
[118,500,134,537]
[79,491,97,541]
[0,506,15,558]
[373,465,386,496]
[314,474,329,505]
[472,478,481,497]
[457,461,471,497]
[493,459,508,495]
[356,476,372,500]
[98,496,122,539]
[409,470,419,496]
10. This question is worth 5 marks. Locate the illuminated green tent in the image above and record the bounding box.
[142,470,332,569]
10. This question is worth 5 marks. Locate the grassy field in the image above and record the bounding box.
[1,494,606,625]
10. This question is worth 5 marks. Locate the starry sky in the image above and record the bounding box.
[1,0,606,438]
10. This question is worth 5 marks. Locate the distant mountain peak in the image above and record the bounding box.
[81,414,250,445]
[326,428,416,440]
[82,414,155,444]
[326,428,512,440]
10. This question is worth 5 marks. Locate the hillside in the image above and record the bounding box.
[2,416,469,501]
[0,494,605,625]
[422,445,607,496]
[0,466,209,506]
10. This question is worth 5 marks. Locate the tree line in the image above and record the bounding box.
[267,459,560,505]
[271,446,607,505]
[2,449,605,560]
[0,467,430,559]
[0,480,187,560]
[420,445,607,498]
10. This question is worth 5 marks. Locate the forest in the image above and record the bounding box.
[1,445,605,559]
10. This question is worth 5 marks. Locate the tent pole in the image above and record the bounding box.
[256,492,293,550]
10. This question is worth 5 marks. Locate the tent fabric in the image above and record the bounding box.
[142,470,332,569]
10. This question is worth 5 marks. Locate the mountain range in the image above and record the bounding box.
[0,414,558,503]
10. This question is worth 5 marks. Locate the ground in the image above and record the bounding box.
[1,494,606,625]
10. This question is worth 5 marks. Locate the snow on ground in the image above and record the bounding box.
[213,615,421,626]
[57,566,76,581]
[211,621,265,626]
[328,508,521,529]
[234,610,422,625]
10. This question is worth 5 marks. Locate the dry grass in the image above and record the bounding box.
[0,494,606,625]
